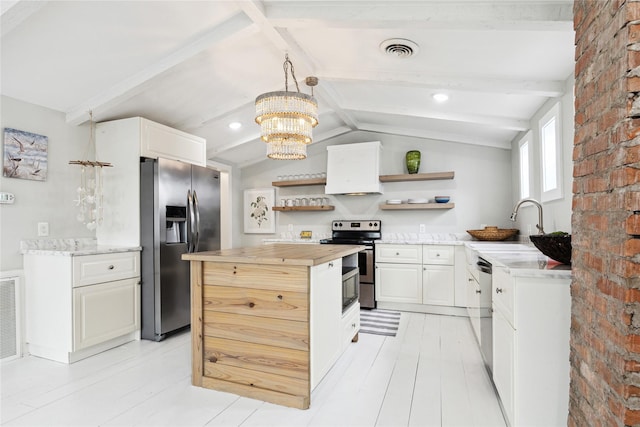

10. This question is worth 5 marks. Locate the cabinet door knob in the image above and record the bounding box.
[108,265,115,270]
[395,252,400,256]
[468,278,474,282]
[329,262,334,267]
[476,290,482,294]
[496,288,503,294]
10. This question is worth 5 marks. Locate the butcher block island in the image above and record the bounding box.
[182,243,365,409]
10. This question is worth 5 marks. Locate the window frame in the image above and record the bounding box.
[538,102,563,202]
[517,131,532,199]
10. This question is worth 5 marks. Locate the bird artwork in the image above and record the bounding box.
[3,128,47,181]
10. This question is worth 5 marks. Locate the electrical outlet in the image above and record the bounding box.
[37,222,49,237]
[419,224,425,233]
[288,223,293,231]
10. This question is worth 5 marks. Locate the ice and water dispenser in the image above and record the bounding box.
[165,205,186,243]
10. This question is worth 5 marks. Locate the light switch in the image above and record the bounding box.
[37,222,49,237]
[419,224,426,233]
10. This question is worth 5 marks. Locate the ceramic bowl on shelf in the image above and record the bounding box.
[434,196,450,203]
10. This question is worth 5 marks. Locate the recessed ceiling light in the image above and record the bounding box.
[228,121,242,130]
[433,93,449,102]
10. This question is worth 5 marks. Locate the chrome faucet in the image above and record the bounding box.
[510,198,545,235]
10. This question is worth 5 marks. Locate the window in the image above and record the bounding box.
[518,132,531,199]
[539,103,562,201]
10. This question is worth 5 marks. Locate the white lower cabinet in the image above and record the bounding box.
[375,263,422,303]
[492,265,571,426]
[376,244,461,310]
[492,307,515,424]
[310,259,342,389]
[73,278,140,350]
[422,264,454,306]
[466,268,481,340]
[24,250,141,363]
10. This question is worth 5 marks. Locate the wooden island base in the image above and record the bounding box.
[183,244,365,409]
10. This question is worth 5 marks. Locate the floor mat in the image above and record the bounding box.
[360,309,401,337]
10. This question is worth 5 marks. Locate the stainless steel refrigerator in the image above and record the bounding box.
[140,157,220,341]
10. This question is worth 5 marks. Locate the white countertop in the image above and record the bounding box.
[464,241,572,279]
[21,238,141,256]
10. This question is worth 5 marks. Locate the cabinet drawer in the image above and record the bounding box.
[341,303,360,350]
[493,265,515,326]
[376,244,422,264]
[72,251,140,287]
[422,245,454,265]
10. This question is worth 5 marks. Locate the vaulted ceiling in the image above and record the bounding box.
[1,1,575,168]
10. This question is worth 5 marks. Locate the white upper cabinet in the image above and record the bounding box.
[139,118,206,167]
[325,141,383,195]
[97,117,206,167]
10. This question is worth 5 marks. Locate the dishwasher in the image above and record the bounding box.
[477,256,493,374]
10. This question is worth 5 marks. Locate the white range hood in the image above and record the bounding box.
[325,141,383,195]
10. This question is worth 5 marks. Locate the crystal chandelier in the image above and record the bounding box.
[255,54,318,160]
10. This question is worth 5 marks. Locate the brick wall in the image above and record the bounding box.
[572,1,640,426]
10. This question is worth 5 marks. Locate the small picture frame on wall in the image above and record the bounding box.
[3,128,48,181]
[244,188,276,234]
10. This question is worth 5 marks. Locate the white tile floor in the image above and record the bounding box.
[1,312,506,426]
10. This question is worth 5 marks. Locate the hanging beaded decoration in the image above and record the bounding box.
[69,111,112,230]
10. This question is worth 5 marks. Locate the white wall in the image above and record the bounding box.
[239,130,513,246]
[0,96,93,270]
[510,74,574,236]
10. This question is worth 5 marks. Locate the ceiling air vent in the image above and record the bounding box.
[380,38,419,58]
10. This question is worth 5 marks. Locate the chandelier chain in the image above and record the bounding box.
[283,53,301,93]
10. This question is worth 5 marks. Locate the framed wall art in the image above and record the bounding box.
[243,188,275,234]
[3,128,48,181]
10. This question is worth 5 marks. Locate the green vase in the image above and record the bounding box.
[406,150,421,174]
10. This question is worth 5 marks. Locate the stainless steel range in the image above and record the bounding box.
[320,220,381,309]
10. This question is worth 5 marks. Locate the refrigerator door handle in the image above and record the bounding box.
[187,189,194,253]
[193,190,200,252]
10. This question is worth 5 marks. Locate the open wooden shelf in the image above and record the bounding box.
[379,202,455,210]
[273,205,335,212]
[272,171,454,187]
[272,178,326,187]
[379,171,455,182]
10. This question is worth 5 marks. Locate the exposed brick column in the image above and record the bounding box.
[572,1,640,426]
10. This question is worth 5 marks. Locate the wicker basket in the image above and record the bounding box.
[466,226,519,241]
[529,234,572,264]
